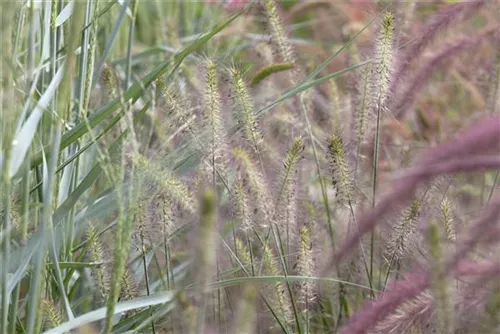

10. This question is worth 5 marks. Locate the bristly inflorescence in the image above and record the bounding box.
[233,146,273,227]
[262,242,293,326]
[295,223,316,313]
[230,66,265,155]
[202,59,229,184]
[87,223,110,302]
[385,200,421,266]
[440,197,456,242]
[371,291,433,334]
[328,131,354,204]
[275,137,304,224]
[262,0,296,67]
[132,153,195,214]
[234,176,253,231]
[371,11,395,111]
[9,2,500,334]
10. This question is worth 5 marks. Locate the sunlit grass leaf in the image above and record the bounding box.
[43,291,176,334]
[7,65,65,178]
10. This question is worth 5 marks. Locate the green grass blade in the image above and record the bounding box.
[31,6,246,169]
[255,61,370,120]
[7,65,65,178]
[43,292,176,334]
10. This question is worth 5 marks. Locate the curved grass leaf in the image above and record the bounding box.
[8,65,65,178]
[210,275,376,292]
[42,291,175,334]
[251,63,294,87]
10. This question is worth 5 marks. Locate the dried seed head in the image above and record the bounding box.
[205,59,224,150]
[385,200,421,265]
[202,59,230,180]
[132,153,195,214]
[440,197,456,242]
[263,0,296,66]
[328,132,354,204]
[275,137,304,228]
[233,147,272,226]
[235,238,253,273]
[157,78,197,138]
[295,224,316,311]
[371,11,395,109]
[262,243,293,325]
[101,63,117,99]
[87,223,110,301]
[371,291,433,334]
[235,177,253,231]
[230,67,264,154]
[119,269,138,317]
[42,299,64,331]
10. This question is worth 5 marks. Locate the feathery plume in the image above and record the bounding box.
[235,177,253,231]
[42,299,64,332]
[202,59,229,184]
[390,0,487,93]
[276,137,304,208]
[328,131,354,204]
[156,78,198,143]
[330,114,500,268]
[177,291,196,334]
[230,66,265,155]
[295,224,316,313]
[235,237,253,274]
[385,200,421,267]
[119,269,138,302]
[440,197,456,242]
[274,137,304,231]
[340,271,429,334]
[101,63,118,100]
[233,147,273,226]
[393,28,499,119]
[371,11,395,111]
[263,0,296,67]
[132,153,195,214]
[370,291,433,334]
[263,243,293,326]
[87,223,109,302]
[330,78,342,131]
[205,59,224,148]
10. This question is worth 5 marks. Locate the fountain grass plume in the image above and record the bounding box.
[329,114,500,268]
[440,197,456,242]
[390,0,487,94]
[328,131,354,204]
[384,200,421,269]
[393,27,500,119]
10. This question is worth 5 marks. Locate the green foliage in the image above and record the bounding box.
[1,1,498,333]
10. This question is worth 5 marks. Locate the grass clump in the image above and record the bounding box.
[2,1,500,333]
